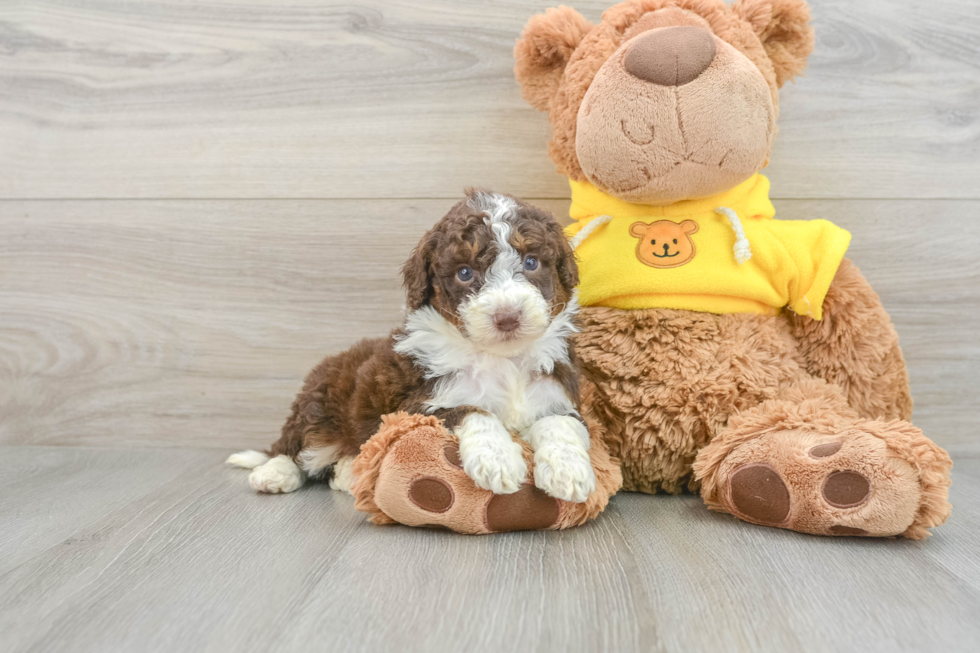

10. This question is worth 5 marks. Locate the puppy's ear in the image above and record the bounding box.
[733,0,814,87]
[514,6,593,111]
[547,218,579,296]
[401,231,438,312]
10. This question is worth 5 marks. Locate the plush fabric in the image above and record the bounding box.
[789,259,914,422]
[511,0,951,539]
[515,0,810,187]
[692,380,952,538]
[574,25,776,204]
[574,287,951,539]
[566,174,851,317]
[622,25,717,85]
[514,6,595,112]
[350,409,623,534]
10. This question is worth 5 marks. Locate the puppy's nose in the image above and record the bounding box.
[493,311,521,333]
[623,26,717,86]
[663,243,670,252]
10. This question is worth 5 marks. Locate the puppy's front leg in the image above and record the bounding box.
[449,410,527,495]
[525,415,595,503]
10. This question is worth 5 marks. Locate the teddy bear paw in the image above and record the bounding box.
[533,445,596,503]
[352,412,621,534]
[702,420,951,539]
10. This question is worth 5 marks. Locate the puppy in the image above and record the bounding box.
[227,191,595,502]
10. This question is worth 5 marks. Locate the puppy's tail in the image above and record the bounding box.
[226,450,270,469]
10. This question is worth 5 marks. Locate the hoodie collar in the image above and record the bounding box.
[569,174,775,222]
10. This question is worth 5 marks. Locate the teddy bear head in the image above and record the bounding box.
[515,0,814,205]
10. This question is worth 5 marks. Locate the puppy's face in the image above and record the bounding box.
[402,192,579,355]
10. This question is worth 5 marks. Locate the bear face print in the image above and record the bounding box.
[629,220,699,268]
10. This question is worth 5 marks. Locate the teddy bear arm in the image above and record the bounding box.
[790,258,913,421]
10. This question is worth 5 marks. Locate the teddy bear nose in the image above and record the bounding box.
[623,26,717,86]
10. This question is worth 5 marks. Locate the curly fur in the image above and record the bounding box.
[790,259,914,421]
[575,304,807,494]
[576,261,952,536]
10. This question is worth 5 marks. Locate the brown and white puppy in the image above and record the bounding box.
[227,191,595,502]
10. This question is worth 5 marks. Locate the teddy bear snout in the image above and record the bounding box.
[623,26,717,87]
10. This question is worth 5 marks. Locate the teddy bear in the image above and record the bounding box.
[512,0,952,538]
[349,0,952,538]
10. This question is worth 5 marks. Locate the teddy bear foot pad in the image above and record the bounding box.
[697,418,952,539]
[402,447,561,533]
[350,412,622,534]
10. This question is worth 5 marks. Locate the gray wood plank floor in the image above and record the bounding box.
[1,447,978,653]
[2,0,978,651]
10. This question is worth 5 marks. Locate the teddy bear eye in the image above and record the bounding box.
[651,239,656,245]
[523,256,539,271]
[457,267,473,282]
[673,239,678,244]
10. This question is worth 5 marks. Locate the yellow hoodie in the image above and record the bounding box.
[565,174,851,320]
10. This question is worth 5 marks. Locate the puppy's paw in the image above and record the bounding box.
[456,414,527,494]
[533,445,595,503]
[461,437,527,495]
[248,455,305,494]
[329,457,355,495]
[525,415,594,502]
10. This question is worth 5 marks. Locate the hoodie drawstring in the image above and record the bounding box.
[569,214,612,251]
[715,206,752,265]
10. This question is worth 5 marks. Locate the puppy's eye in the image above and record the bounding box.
[673,239,678,244]
[651,239,656,245]
[523,256,539,271]
[456,267,474,282]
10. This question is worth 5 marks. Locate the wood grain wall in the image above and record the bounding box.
[2,0,978,453]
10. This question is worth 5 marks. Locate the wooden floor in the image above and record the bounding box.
[1,1,978,651]
[0,447,977,653]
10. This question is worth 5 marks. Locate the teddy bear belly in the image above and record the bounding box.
[574,306,809,494]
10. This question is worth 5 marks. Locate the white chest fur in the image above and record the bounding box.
[427,360,574,432]
[393,304,579,433]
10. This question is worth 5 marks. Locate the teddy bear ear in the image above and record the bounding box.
[732,0,815,87]
[514,6,593,111]
[629,221,649,238]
